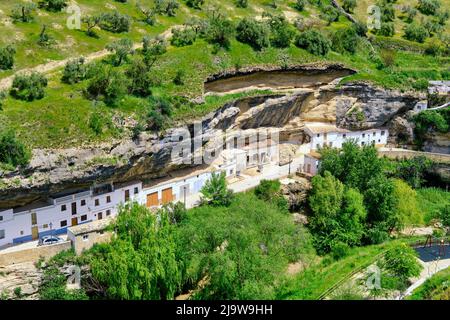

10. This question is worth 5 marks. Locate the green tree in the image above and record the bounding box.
[320,5,340,25]
[126,58,153,97]
[205,10,234,50]
[0,45,16,70]
[89,202,181,300]
[142,36,167,68]
[235,0,248,8]
[383,243,422,278]
[295,29,331,56]
[394,156,432,189]
[10,72,48,101]
[376,22,395,37]
[417,0,441,15]
[308,172,366,253]
[393,179,423,226]
[332,27,358,54]
[0,130,31,167]
[39,0,68,12]
[82,15,102,37]
[264,13,295,48]
[236,18,270,51]
[404,23,429,43]
[99,11,131,33]
[11,3,36,23]
[106,38,134,66]
[86,65,130,106]
[254,179,289,212]
[61,57,87,84]
[89,112,103,136]
[200,172,234,207]
[342,0,357,13]
[294,0,307,11]
[170,27,197,47]
[185,0,204,9]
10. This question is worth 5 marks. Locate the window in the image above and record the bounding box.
[31,212,37,225]
[381,131,385,136]
[0,216,3,222]
[43,224,48,229]
[317,134,320,138]
[95,199,100,206]
[329,142,333,147]
[125,190,130,202]
[362,141,366,146]
[81,215,87,222]
[60,220,67,227]
[81,200,86,206]
[343,134,347,139]
[82,234,89,241]
[106,210,111,216]
[61,204,67,212]
[316,144,320,149]
[106,196,111,203]
[373,131,376,136]
[134,187,139,195]
[20,231,24,235]
[0,230,4,240]
[362,133,365,138]
[378,139,381,143]
[71,202,77,215]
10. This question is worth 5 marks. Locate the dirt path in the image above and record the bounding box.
[0,25,180,91]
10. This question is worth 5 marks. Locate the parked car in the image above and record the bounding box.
[38,236,63,246]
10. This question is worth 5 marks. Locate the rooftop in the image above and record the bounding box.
[68,218,114,236]
[304,123,350,134]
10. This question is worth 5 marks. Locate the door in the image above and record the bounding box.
[71,202,77,215]
[161,188,173,204]
[306,164,311,174]
[98,212,103,220]
[71,217,78,226]
[31,226,39,240]
[146,192,159,207]
[124,189,130,202]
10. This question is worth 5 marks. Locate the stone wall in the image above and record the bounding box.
[0,241,71,267]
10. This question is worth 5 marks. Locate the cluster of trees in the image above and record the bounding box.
[412,108,450,147]
[10,72,48,101]
[0,130,30,168]
[0,45,16,70]
[308,141,430,254]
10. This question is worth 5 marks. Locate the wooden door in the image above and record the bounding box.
[161,188,173,204]
[125,189,130,202]
[146,192,159,207]
[31,226,39,240]
[71,217,78,226]
[307,164,311,174]
[98,212,103,220]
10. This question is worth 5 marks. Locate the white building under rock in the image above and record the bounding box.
[0,124,390,249]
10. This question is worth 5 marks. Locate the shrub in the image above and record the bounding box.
[205,11,235,49]
[353,21,368,37]
[82,15,102,37]
[236,18,270,50]
[142,36,167,67]
[0,45,16,70]
[10,72,48,101]
[320,5,340,25]
[380,2,396,22]
[185,0,204,9]
[86,66,130,106]
[173,70,185,85]
[440,205,450,228]
[383,243,422,279]
[295,30,331,56]
[99,11,131,33]
[39,0,68,12]
[331,242,350,260]
[402,6,417,23]
[200,172,234,207]
[342,0,357,13]
[106,38,134,66]
[89,113,103,135]
[376,22,395,37]
[0,130,31,167]
[11,3,36,23]
[265,13,295,48]
[404,23,429,43]
[417,0,441,15]
[126,58,153,97]
[332,27,358,54]
[61,57,87,84]
[170,27,197,47]
[235,0,248,8]
[37,25,54,47]
[294,0,307,11]
[379,48,396,68]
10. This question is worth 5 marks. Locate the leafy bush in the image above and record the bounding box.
[417,0,441,15]
[342,0,357,13]
[86,65,130,106]
[376,22,395,37]
[126,58,153,97]
[185,0,204,9]
[380,2,396,22]
[235,0,248,8]
[99,11,131,33]
[61,57,88,84]
[170,27,197,47]
[236,18,270,50]
[294,0,307,11]
[142,36,167,67]
[332,27,358,54]
[331,242,350,260]
[0,45,16,70]
[0,130,30,167]
[320,5,340,25]
[106,38,134,66]
[402,6,417,23]
[392,179,423,226]
[265,13,295,48]
[200,172,234,207]
[254,179,288,212]
[383,243,422,279]
[10,72,48,101]
[82,15,102,37]
[11,3,36,22]
[295,30,331,56]
[393,156,432,189]
[412,109,449,146]
[89,113,103,135]
[404,23,429,43]
[173,69,185,85]
[205,11,234,49]
[379,48,396,68]
[39,0,68,12]
[408,268,450,300]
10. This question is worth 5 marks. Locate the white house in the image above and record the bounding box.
[304,123,389,151]
[0,181,141,248]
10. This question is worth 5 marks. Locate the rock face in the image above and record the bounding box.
[0,80,423,209]
[0,262,42,300]
[423,132,450,154]
[280,176,311,211]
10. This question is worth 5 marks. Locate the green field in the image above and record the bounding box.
[0,0,448,148]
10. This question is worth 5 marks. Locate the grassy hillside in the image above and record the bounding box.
[0,0,448,149]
